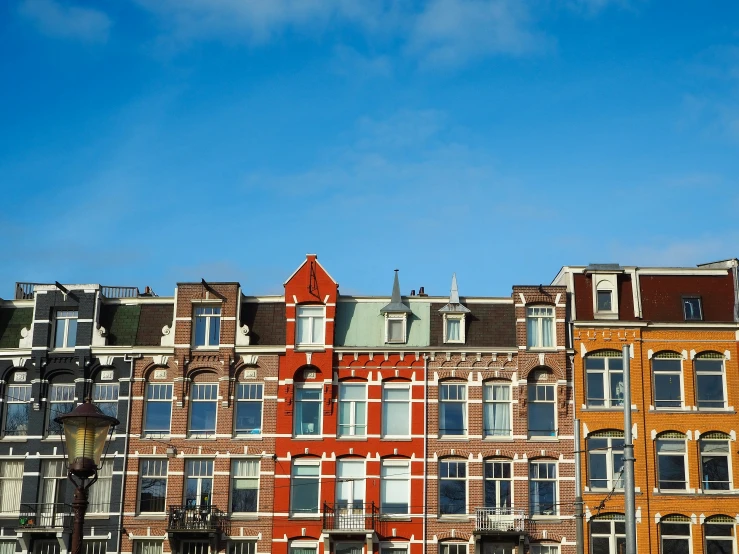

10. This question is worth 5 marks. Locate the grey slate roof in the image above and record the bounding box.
[380,270,412,314]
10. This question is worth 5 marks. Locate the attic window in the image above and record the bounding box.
[443,314,465,343]
[597,290,612,312]
[385,314,407,344]
[683,297,702,321]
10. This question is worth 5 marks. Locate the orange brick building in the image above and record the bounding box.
[554,260,739,554]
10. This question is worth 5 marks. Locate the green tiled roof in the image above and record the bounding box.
[101,304,141,346]
[0,308,33,349]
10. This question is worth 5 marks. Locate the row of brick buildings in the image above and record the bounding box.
[0,255,737,554]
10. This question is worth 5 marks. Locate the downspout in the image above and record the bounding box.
[423,353,429,554]
[118,353,140,552]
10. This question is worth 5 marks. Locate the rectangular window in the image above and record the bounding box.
[133,541,163,554]
[652,358,683,408]
[228,543,256,554]
[83,540,107,554]
[181,542,210,554]
[440,545,467,554]
[439,383,467,436]
[48,383,75,435]
[144,383,173,435]
[0,460,24,513]
[483,383,511,437]
[185,460,213,508]
[338,383,367,437]
[439,460,466,515]
[386,315,406,343]
[657,437,687,490]
[139,459,168,513]
[661,520,691,553]
[380,548,408,554]
[88,460,113,513]
[189,383,218,436]
[193,306,221,347]
[695,357,726,409]
[585,354,624,408]
[294,386,322,436]
[590,519,626,554]
[235,383,263,435]
[587,435,624,490]
[93,383,119,420]
[530,462,557,516]
[683,297,702,321]
[5,384,31,435]
[597,290,613,312]
[382,385,410,437]
[290,460,320,515]
[700,437,731,491]
[53,310,78,349]
[381,461,410,515]
[334,544,363,554]
[526,306,554,348]
[705,520,735,554]
[290,545,318,554]
[231,459,259,513]
[530,547,559,554]
[336,459,365,515]
[528,384,555,438]
[39,460,67,526]
[0,542,16,554]
[296,306,325,346]
[444,315,464,343]
[484,460,512,508]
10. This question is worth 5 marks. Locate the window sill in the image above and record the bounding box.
[137,514,167,519]
[294,346,326,352]
[187,435,218,440]
[337,436,368,441]
[482,436,514,442]
[380,515,412,522]
[293,436,324,440]
[437,437,470,442]
[526,347,557,352]
[141,434,171,440]
[1,436,29,442]
[527,436,559,442]
[233,435,264,441]
[230,514,260,520]
[694,408,735,413]
[438,515,471,522]
[380,437,413,441]
[192,346,220,351]
[288,514,321,520]
[530,515,560,521]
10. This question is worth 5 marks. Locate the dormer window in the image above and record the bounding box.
[296,305,325,346]
[53,310,78,349]
[194,306,221,348]
[597,289,612,312]
[683,297,702,321]
[439,273,470,345]
[385,314,407,343]
[380,270,412,345]
[588,269,620,319]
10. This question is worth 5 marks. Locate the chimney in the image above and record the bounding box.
[418,286,427,297]
[410,290,416,296]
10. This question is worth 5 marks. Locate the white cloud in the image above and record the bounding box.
[18,0,111,42]
[406,0,549,65]
[608,235,739,268]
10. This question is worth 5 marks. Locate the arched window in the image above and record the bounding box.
[704,515,736,553]
[700,432,732,491]
[587,430,624,491]
[189,374,219,438]
[652,352,683,409]
[695,352,726,410]
[47,378,75,435]
[585,350,624,408]
[656,432,688,491]
[659,515,691,553]
[590,514,625,553]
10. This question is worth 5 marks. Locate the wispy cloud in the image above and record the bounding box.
[608,234,739,268]
[18,0,111,42]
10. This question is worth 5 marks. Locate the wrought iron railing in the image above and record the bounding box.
[14,283,141,299]
[475,507,527,533]
[17,503,72,530]
[323,502,379,531]
[167,505,230,534]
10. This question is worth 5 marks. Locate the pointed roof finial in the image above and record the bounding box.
[380,269,412,314]
[439,273,470,313]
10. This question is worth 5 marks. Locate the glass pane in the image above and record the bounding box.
[697,374,725,408]
[528,403,555,437]
[194,316,206,346]
[610,372,625,406]
[384,402,410,435]
[654,374,682,407]
[341,385,365,400]
[446,319,460,341]
[145,402,172,432]
[66,319,77,347]
[208,316,220,345]
[235,402,262,434]
[658,456,686,488]
[597,290,612,311]
[702,456,730,490]
[440,403,465,435]
[587,372,604,406]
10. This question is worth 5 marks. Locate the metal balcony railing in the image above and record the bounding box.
[14,282,141,299]
[323,502,379,532]
[475,507,527,533]
[17,503,72,531]
[167,505,230,534]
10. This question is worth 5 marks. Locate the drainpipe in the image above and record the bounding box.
[574,419,584,554]
[622,345,637,554]
[118,353,140,552]
[422,354,429,554]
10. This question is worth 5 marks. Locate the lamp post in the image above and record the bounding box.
[55,398,119,554]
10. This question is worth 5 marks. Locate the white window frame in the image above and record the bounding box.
[660,518,692,553]
[133,540,164,554]
[384,313,408,344]
[443,314,466,344]
[529,461,558,517]
[338,383,367,437]
[231,459,260,514]
[235,383,263,435]
[694,355,727,410]
[484,459,513,509]
[585,352,625,408]
[528,383,556,438]
[48,383,76,435]
[380,545,408,554]
[439,459,467,516]
[290,459,321,516]
[138,459,168,514]
[483,382,512,438]
[185,459,214,508]
[294,384,323,437]
[439,382,467,437]
[382,383,411,438]
[587,432,625,491]
[296,305,325,347]
[656,434,688,491]
[683,296,703,321]
[652,355,684,409]
[88,460,113,513]
[144,383,173,436]
[5,384,32,436]
[530,545,559,554]
[289,542,318,554]
[590,517,626,554]
[700,433,732,492]
[704,517,736,554]
[526,306,555,349]
[380,460,410,516]
[188,382,219,437]
[193,305,221,348]
[439,544,467,554]
[0,460,24,514]
[228,542,256,554]
[83,540,107,554]
[336,459,366,513]
[53,309,78,349]
[93,383,119,420]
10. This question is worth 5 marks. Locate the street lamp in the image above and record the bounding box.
[55,398,119,554]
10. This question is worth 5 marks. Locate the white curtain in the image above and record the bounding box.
[527,317,539,347]
[0,461,23,512]
[89,461,113,513]
[447,319,460,341]
[134,542,163,554]
[541,316,554,347]
[483,386,510,436]
[0,542,16,554]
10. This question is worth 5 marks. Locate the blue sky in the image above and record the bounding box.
[1,0,738,298]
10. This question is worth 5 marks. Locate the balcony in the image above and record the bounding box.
[14,282,141,300]
[323,503,380,533]
[474,507,528,534]
[16,503,72,532]
[167,505,230,535]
